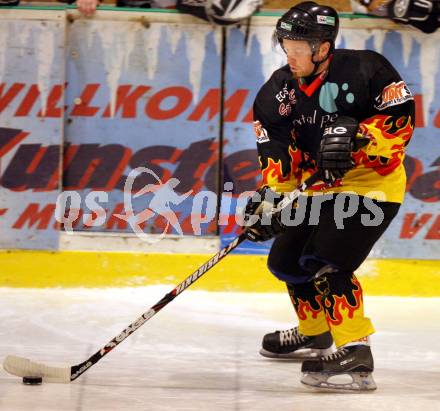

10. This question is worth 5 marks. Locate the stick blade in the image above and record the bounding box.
[3,355,71,383]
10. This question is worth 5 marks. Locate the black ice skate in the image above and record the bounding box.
[301,344,377,391]
[260,327,334,360]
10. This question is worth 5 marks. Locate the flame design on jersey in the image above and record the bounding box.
[261,158,290,186]
[323,276,363,327]
[353,115,413,176]
[260,145,303,186]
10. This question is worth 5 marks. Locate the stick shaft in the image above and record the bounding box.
[70,233,247,380]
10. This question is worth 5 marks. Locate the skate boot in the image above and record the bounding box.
[260,326,334,359]
[301,344,377,391]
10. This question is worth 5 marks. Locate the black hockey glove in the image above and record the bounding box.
[317,116,359,184]
[243,186,285,242]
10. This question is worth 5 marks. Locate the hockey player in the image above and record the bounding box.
[244,1,414,391]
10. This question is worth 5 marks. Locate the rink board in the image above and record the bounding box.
[0,249,439,296]
[0,8,438,260]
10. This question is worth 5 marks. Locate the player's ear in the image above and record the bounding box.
[319,41,330,58]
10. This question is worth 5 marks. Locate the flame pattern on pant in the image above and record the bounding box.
[287,282,330,336]
[313,274,375,347]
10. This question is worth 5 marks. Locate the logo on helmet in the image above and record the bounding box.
[317,15,336,26]
[280,21,293,31]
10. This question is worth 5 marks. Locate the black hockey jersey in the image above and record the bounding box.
[253,49,415,203]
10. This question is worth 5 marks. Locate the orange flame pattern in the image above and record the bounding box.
[353,115,414,176]
[296,296,324,321]
[324,276,363,327]
[261,145,303,187]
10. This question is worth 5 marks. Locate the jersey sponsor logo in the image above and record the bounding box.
[253,120,270,143]
[292,110,338,128]
[275,84,296,104]
[279,104,290,116]
[317,15,336,26]
[374,81,413,111]
[276,85,296,117]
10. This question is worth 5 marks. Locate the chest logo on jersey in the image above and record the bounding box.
[276,84,296,116]
[293,109,338,128]
[253,121,270,143]
[374,81,413,111]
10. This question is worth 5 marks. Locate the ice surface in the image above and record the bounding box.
[0,287,439,411]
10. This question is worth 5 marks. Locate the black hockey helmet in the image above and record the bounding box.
[275,1,339,45]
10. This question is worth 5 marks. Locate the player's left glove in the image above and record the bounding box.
[317,116,359,184]
[243,186,285,242]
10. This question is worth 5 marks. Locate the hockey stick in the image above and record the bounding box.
[3,172,320,384]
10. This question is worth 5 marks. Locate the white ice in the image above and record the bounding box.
[0,287,439,411]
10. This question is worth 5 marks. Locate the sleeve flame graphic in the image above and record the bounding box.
[260,145,303,187]
[354,115,414,176]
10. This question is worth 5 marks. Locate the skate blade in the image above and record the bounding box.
[301,371,377,392]
[260,347,334,361]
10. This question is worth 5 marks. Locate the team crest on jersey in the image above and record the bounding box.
[276,86,296,116]
[253,120,270,143]
[374,81,413,111]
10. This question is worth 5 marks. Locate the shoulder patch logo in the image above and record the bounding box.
[374,81,413,111]
[253,121,270,144]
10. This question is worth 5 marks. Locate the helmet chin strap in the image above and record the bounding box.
[309,41,333,76]
[310,53,330,76]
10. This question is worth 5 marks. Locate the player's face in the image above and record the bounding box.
[282,39,315,78]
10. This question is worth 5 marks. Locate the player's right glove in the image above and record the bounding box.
[243,186,285,242]
[317,116,359,184]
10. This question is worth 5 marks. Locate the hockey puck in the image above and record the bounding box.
[22,376,43,385]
